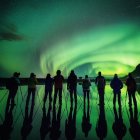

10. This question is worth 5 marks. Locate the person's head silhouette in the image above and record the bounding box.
[57,70,61,76]
[114,74,118,78]
[98,72,101,76]
[13,72,20,77]
[128,73,132,78]
[85,75,88,79]
[30,73,36,78]
[70,70,75,75]
[46,73,51,78]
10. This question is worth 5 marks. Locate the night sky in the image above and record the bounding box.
[0,1,140,139]
[0,0,140,77]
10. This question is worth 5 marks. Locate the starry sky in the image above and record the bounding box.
[0,0,140,77]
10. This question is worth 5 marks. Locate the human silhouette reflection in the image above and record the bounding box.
[82,103,92,137]
[21,102,35,140]
[65,105,77,140]
[112,106,126,140]
[40,104,52,140]
[129,105,140,140]
[0,103,14,140]
[96,104,107,140]
[50,105,62,140]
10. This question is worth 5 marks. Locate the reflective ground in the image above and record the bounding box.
[0,84,140,140]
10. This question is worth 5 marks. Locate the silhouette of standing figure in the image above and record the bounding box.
[67,70,77,106]
[95,72,106,106]
[53,70,64,107]
[110,74,123,107]
[43,73,53,108]
[5,72,20,112]
[125,73,137,110]
[26,73,38,108]
[82,75,91,108]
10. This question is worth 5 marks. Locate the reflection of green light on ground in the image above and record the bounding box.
[0,85,140,139]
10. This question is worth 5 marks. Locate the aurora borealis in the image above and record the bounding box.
[0,0,140,77]
[1,1,140,139]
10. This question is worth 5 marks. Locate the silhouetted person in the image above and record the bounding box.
[110,74,123,107]
[43,73,53,108]
[0,102,14,140]
[65,105,77,140]
[96,104,107,140]
[50,105,62,140]
[129,104,140,140]
[26,73,38,108]
[82,103,92,138]
[125,73,137,110]
[95,72,106,106]
[53,70,64,107]
[40,104,52,140]
[5,72,20,112]
[21,101,35,140]
[82,75,91,108]
[112,106,126,140]
[67,70,77,106]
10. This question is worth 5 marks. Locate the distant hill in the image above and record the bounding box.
[131,64,140,77]
[131,64,140,94]
[121,64,140,79]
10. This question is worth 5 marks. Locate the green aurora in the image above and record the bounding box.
[0,1,140,140]
[0,0,140,78]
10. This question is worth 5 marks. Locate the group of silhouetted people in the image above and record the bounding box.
[5,70,138,112]
[0,70,139,140]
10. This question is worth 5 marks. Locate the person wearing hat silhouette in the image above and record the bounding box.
[26,73,38,108]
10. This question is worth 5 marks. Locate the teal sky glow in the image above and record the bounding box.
[0,0,140,77]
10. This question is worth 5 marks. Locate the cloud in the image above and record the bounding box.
[0,22,24,41]
[0,32,23,41]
